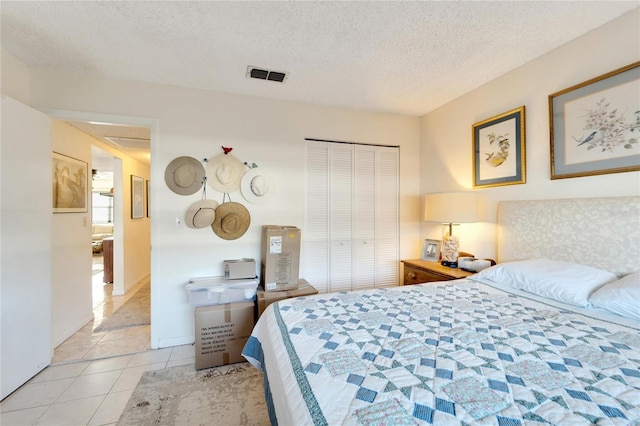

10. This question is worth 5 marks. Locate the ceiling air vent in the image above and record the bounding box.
[247,66,288,83]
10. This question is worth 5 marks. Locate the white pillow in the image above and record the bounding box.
[589,272,640,320]
[472,259,618,307]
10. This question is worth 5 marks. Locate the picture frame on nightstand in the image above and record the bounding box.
[421,239,441,262]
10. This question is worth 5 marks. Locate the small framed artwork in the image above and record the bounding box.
[421,239,441,262]
[131,175,145,219]
[472,106,526,188]
[52,152,88,213]
[549,61,640,179]
[145,180,150,217]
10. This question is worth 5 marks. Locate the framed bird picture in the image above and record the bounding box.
[472,106,526,188]
[549,61,640,179]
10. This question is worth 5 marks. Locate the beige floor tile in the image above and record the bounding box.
[51,344,93,365]
[81,337,148,360]
[88,389,133,425]
[166,357,195,368]
[0,378,74,412]
[110,363,166,393]
[59,329,107,347]
[99,325,149,342]
[127,348,172,368]
[29,361,90,383]
[82,355,133,375]
[56,370,122,403]
[0,405,47,425]
[35,395,104,426]
[169,343,195,360]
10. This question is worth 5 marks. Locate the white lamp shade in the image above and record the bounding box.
[424,192,478,224]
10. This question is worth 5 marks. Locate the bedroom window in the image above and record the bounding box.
[304,139,399,292]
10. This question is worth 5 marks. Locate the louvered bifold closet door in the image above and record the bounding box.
[353,145,376,290]
[376,147,399,288]
[305,140,399,293]
[329,143,354,292]
[304,142,330,293]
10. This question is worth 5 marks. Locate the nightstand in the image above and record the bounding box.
[401,259,474,285]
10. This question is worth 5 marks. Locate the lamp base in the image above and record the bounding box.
[441,232,459,268]
[441,260,458,268]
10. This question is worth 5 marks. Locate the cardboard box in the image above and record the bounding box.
[186,276,259,306]
[194,302,254,369]
[261,225,301,291]
[257,279,318,317]
[224,258,257,280]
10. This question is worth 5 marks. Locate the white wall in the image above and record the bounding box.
[22,73,421,348]
[51,121,94,346]
[0,49,31,105]
[420,9,640,261]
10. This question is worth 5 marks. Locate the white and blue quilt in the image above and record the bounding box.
[242,280,640,425]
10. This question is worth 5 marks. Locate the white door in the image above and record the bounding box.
[304,140,399,293]
[1,95,53,399]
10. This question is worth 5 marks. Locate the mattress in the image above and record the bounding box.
[242,279,640,425]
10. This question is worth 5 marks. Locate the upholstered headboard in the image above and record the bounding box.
[497,196,640,276]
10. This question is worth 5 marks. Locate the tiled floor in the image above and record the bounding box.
[0,254,195,425]
[0,345,195,425]
[52,255,151,365]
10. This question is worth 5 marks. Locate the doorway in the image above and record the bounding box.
[47,113,153,363]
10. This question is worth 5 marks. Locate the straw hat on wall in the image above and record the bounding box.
[211,202,251,240]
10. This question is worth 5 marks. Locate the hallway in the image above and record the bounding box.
[52,254,151,365]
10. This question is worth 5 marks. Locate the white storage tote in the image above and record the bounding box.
[186,276,259,306]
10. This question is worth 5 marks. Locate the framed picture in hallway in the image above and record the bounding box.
[146,179,150,217]
[52,152,88,213]
[131,175,145,219]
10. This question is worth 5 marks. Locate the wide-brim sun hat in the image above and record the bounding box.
[211,202,251,240]
[185,199,219,229]
[165,156,205,195]
[206,153,245,193]
[240,168,274,204]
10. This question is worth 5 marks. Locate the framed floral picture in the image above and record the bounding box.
[549,61,640,179]
[472,106,526,188]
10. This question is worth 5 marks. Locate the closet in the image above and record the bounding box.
[304,139,399,293]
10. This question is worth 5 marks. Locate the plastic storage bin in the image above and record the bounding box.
[186,276,259,306]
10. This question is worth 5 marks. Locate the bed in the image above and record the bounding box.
[242,196,640,425]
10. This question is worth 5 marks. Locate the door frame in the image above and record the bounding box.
[40,108,159,348]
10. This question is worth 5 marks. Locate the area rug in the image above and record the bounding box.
[94,282,150,332]
[117,362,269,426]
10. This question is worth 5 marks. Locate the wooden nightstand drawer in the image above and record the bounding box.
[401,259,473,284]
[404,265,447,284]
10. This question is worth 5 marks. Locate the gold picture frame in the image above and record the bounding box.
[472,106,526,188]
[52,152,88,213]
[549,61,640,179]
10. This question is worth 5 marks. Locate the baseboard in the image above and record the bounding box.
[113,273,150,296]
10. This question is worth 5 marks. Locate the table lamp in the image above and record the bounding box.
[424,192,479,267]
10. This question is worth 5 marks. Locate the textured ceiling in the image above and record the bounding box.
[2,1,637,118]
